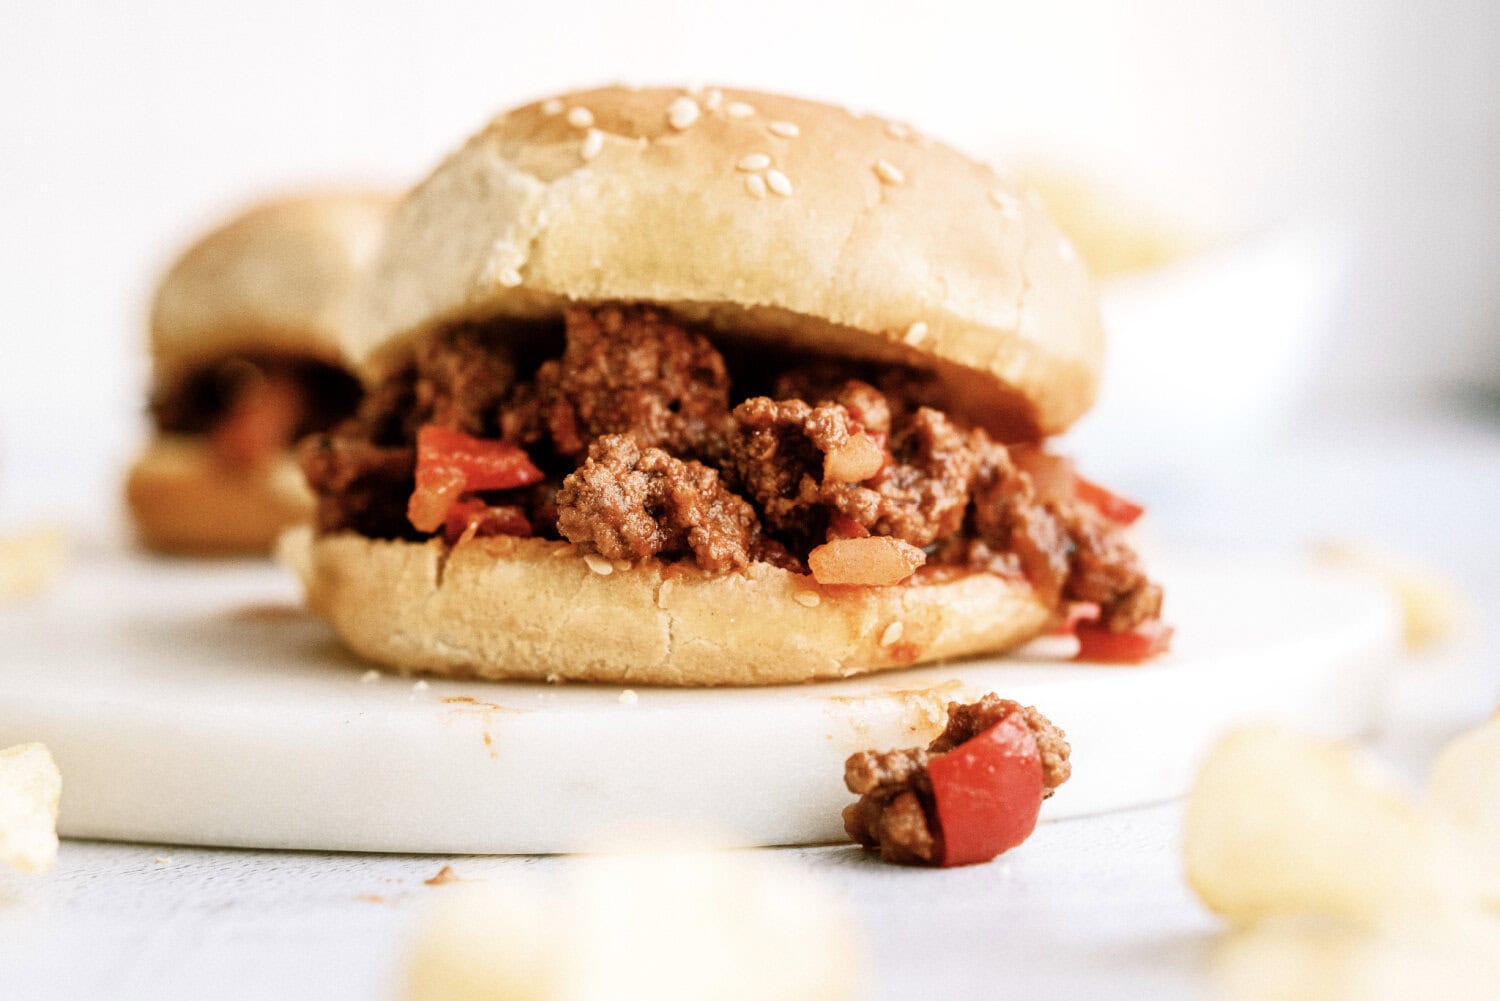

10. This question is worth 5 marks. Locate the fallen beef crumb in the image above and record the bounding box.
[555,434,759,573]
[842,694,1071,865]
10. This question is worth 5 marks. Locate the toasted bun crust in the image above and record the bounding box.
[150,191,396,387]
[286,529,1053,686]
[354,86,1103,438]
[125,437,313,555]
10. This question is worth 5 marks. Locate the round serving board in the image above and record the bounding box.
[0,543,1400,853]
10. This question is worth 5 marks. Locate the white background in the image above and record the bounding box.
[2,0,1499,523]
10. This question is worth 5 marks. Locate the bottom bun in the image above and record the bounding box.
[286,528,1054,686]
[125,436,313,555]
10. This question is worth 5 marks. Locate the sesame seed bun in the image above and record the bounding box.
[151,191,396,390]
[125,437,313,555]
[353,86,1103,438]
[285,528,1053,686]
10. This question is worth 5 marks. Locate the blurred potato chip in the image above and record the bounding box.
[1427,719,1500,903]
[1215,915,1500,1001]
[1313,541,1466,650]
[1183,726,1474,925]
[405,850,858,1001]
[0,743,62,875]
[0,525,69,601]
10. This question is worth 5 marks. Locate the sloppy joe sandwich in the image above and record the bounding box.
[291,85,1166,685]
[127,192,394,554]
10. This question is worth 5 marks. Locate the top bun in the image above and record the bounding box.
[354,86,1104,438]
[151,191,396,385]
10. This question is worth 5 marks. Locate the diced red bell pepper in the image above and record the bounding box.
[416,425,545,493]
[408,425,544,534]
[1051,601,1102,636]
[1074,620,1174,663]
[928,714,1046,866]
[442,499,531,545]
[1073,475,1145,526]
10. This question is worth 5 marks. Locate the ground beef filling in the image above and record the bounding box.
[299,303,1161,628]
[151,354,362,466]
[842,694,1072,865]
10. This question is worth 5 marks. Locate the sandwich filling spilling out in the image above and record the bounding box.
[152,354,364,467]
[300,304,1162,634]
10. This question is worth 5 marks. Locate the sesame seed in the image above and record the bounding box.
[667,96,701,130]
[612,558,631,572]
[545,672,562,684]
[702,88,723,111]
[725,101,755,119]
[360,669,381,683]
[1058,238,1078,262]
[618,689,639,705]
[736,153,772,171]
[989,189,1020,219]
[744,174,767,199]
[794,591,821,608]
[903,321,928,345]
[580,128,604,160]
[874,159,905,185]
[497,266,522,288]
[880,621,904,647]
[583,553,614,576]
[885,121,911,140]
[541,98,564,116]
[412,680,429,692]
[657,579,674,608]
[566,106,594,128]
[767,120,799,138]
[765,169,793,196]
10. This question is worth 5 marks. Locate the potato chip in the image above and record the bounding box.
[1183,726,1474,925]
[0,525,69,601]
[0,743,62,875]
[405,851,858,1001]
[1215,914,1500,1001]
[1313,541,1466,650]
[1427,719,1500,904]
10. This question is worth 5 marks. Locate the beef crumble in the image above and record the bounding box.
[299,303,1162,631]
[555,434,758,573]
[843,694,1071,865]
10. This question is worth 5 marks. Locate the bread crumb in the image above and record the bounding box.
[154,855,172,866]
[618,690,639,706]
[425,865,462,886]
[583,554,614,576]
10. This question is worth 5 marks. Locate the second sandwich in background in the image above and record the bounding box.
[126,192,394,555]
